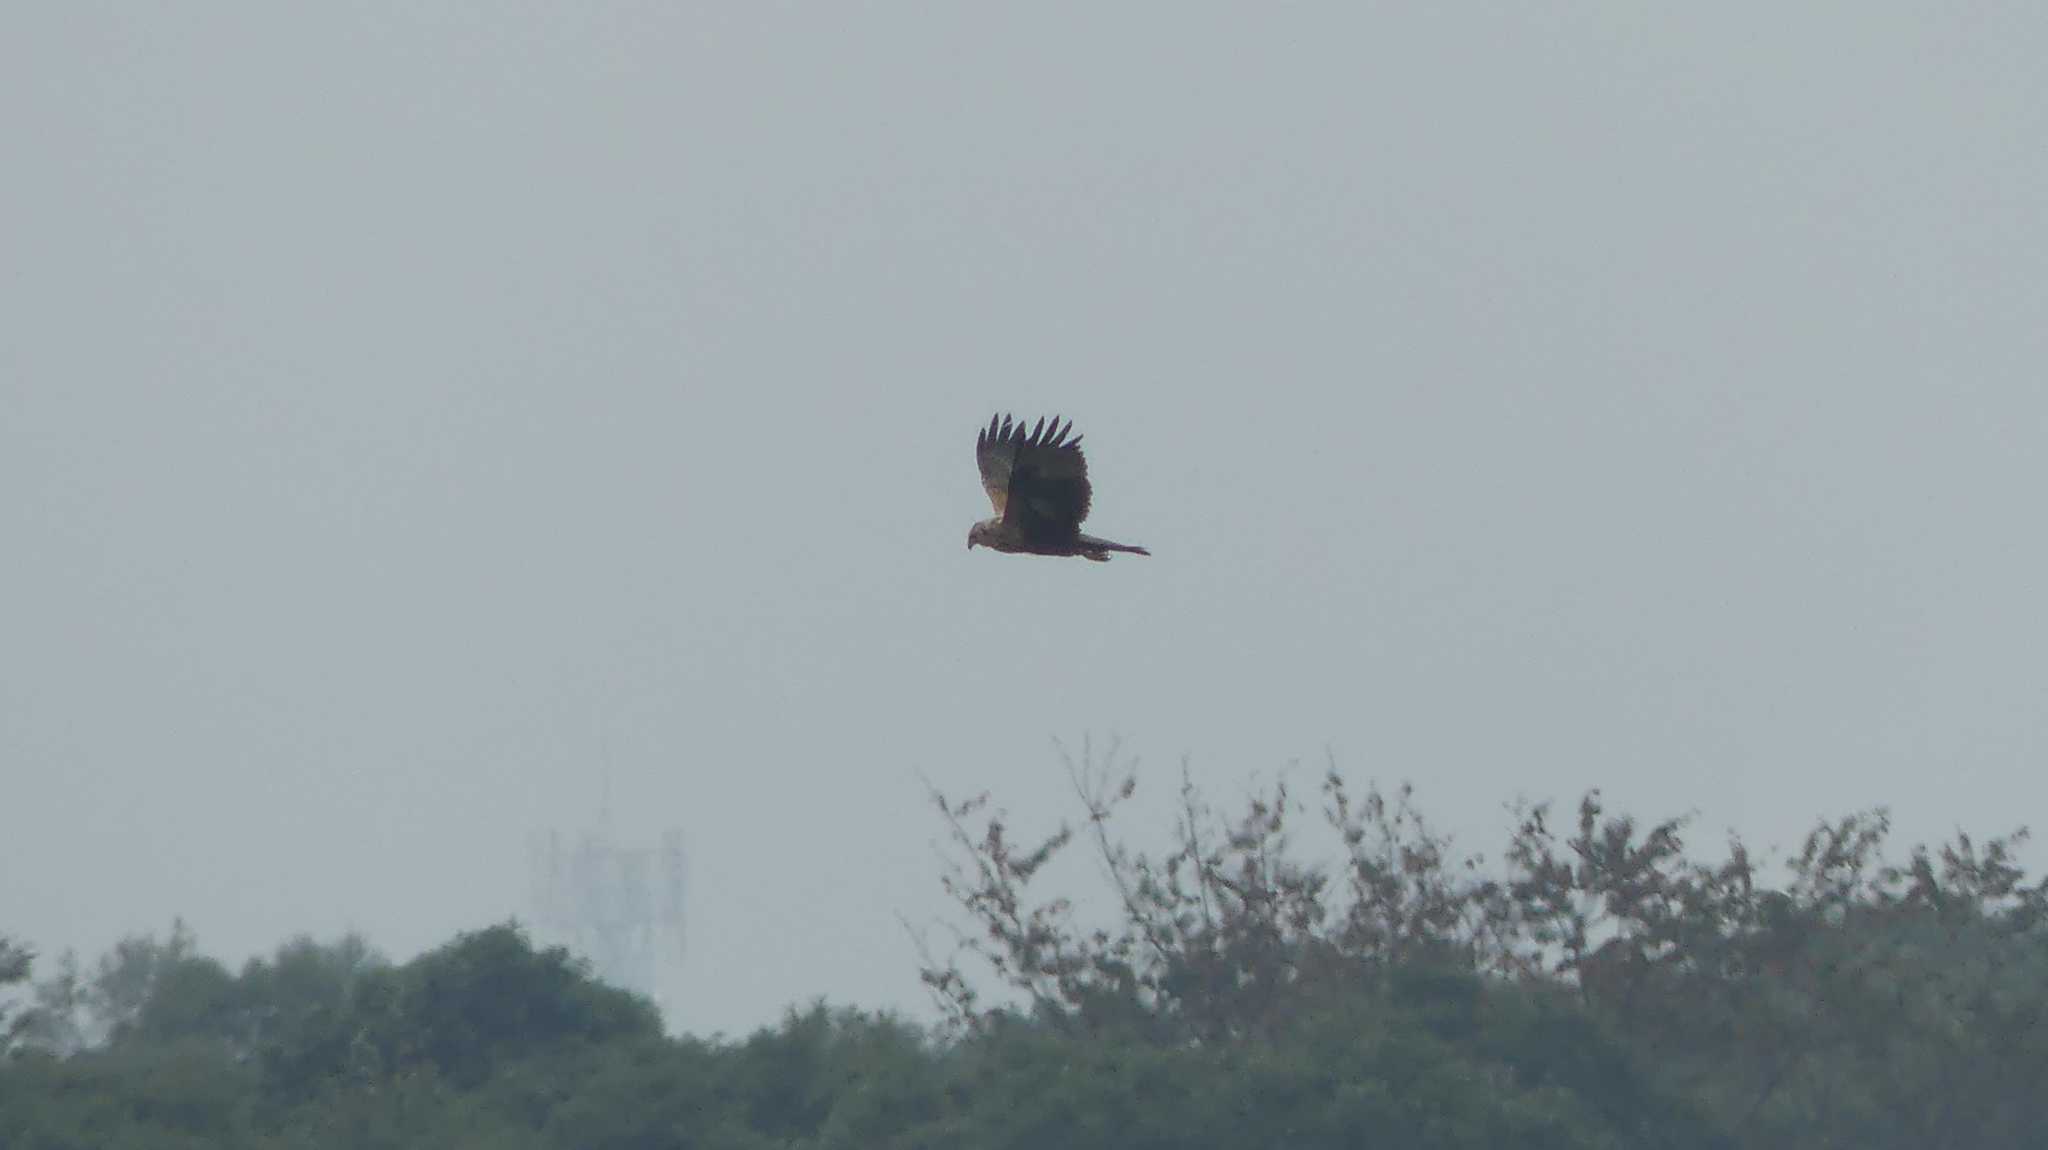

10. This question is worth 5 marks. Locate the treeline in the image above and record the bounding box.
[4,763,2045,1148]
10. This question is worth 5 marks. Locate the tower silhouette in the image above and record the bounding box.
[526,789,686,1017]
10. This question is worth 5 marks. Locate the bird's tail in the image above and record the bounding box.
[1078,534,1150,561]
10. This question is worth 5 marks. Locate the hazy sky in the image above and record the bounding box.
[5,5,2045,1036]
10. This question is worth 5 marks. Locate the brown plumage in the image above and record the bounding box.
[968,414,1150,561]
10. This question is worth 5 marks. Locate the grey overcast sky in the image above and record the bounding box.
[4,4,2045,1035]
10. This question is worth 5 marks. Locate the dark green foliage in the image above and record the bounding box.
[919,752,2046,1149]
[0,1040,265,1150]
[382,922,662,1087]
[932,992,1688,1150]
[4,763,2043,1148]
[1,935,31,1049]
[257,922,660,1097]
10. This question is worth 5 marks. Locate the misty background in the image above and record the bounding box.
[3,5,2043,1037]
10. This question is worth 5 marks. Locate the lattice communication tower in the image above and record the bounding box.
[527,820,686,1011]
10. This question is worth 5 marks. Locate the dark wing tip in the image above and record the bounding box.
[985,412,1088,450]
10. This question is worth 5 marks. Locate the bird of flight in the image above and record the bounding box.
[968,414,1150,561]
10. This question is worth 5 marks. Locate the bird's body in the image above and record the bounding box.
[968,414,1149,561]
[966,520,1149,561]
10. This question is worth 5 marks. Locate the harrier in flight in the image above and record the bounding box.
[968,414,1150,561]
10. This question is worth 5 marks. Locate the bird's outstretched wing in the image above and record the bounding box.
[975,414,1091,538]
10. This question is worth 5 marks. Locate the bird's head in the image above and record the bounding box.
[967,520,995,550]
